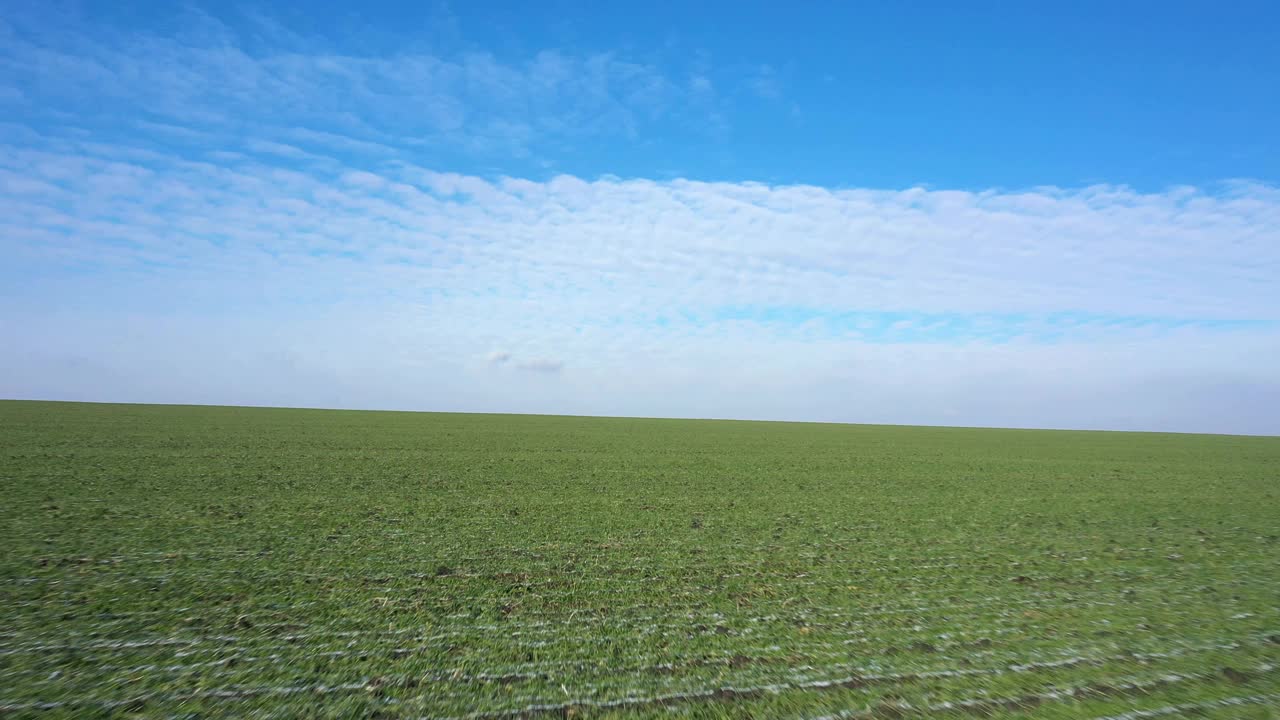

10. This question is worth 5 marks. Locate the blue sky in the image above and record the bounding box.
[2,1,1279,433]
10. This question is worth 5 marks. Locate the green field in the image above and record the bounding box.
[2,400,1278,718]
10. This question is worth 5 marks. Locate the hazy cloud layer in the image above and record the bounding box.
[1,131,1277,433]
[517,359,565,374]
[1,5,1277,434]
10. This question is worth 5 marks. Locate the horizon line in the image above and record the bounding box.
[3,397,1276,439]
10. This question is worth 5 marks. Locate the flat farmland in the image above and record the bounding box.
[1,400,1278,718]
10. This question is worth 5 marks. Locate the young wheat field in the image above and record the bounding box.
[2,400,1278,718]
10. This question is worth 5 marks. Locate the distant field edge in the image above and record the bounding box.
[1,397,1276,439]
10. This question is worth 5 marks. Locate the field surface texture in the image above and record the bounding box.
[2,400,1279,718]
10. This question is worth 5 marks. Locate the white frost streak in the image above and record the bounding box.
[1087,693,1280,719]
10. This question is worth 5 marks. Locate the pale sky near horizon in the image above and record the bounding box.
[2,1,1279,434]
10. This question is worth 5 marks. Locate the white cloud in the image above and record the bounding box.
[1,129,1278,432]
[0,7,1277,433]
[0,7,717,163]
[244,139,329,163]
